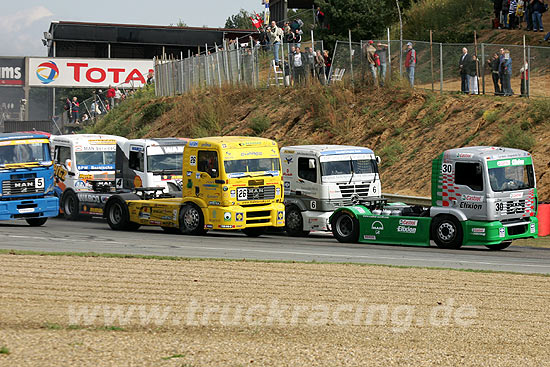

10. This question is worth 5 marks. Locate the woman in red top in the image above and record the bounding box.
[106,85,116,109]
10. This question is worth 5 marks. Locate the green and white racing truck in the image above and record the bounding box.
[281,145,381,236]
[330,146,538,250]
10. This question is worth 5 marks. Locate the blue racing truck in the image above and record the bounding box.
[0,133,59,226]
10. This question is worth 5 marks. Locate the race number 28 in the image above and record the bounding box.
[441,163,453,174]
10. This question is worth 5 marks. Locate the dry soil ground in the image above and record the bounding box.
[1,254,549,366]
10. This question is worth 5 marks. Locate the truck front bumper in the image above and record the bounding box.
[0,196,59,221]
[462,217,538,246]
[207,203,285,230]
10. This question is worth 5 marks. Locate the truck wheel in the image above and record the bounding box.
[61,190,79,220]
[431,216,463,249]
[179,204,206,235]
[26,218,48,227]
[285,206,310,237]
[242,227,265,237]
[105,199,136,231]
[485,241,512,251]
[331,211,359,243]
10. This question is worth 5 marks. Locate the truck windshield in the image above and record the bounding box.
[489,164,535,192]
[321,159,377,176]
[0,141,51,167]
[147,153,183,173]
[76,151,116,170]
[224,158,280,175]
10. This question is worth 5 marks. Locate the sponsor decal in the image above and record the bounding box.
[138,207,151,219]
[36,61,59,84]
[462,195,483,202]
[54,165,68,181]
[187,171,192,176]
[173,209,178,221]
[189,141,199,147]
[499,228,506,238]
[230,190,236,198]
[219,224,235,229]
[510,192,524,199]
[496,158,526,168]
[371,221,384,234]
[224,212,232,221]
[161,216,172,220]
[397,226,416,234]
[205,224,213,229]
[196,172,201,179]
[285,157,293,164]
[277,211,284,220]
[531,223,536,233]
[284,181,291,188]
[353,206,366,214]
[364,235,376,240]
[236,213,244,221]
[459,202,483,210]
[456,153,474,158]
[18,208,35,214]
[399,219,418,226]
[276,187,281,196]
[130,145,144,152]
[471,228,486,236]
[150,220,161,225]
[208,201,221,205]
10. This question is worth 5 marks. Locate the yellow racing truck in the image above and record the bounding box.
[103,136,285,236]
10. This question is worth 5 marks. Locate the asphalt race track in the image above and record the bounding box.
[1,218,549,274]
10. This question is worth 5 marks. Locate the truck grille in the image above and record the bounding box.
[504,200,526,215]
[2,179,45,195]
[338,183,370,204]
[237,185,275,201]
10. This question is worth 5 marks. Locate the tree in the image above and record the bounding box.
[224,9,255,29]
[170,19,188,27]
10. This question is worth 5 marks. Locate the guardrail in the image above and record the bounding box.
[383,193,431,207]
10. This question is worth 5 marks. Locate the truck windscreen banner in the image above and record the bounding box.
[28,58,153,88]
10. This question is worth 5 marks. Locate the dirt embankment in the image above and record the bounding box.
[94,84,549,201]
[1,254,550,366]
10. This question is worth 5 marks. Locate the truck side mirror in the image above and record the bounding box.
[375,156,381,165]
[308,159,316,169]
[65,159,73,172]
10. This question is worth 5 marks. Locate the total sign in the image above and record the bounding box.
[28,58,154,88]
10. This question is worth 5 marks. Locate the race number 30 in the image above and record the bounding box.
[441,163,453,174]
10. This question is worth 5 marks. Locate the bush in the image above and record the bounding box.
[249,115,271,135]
[482,109,499,123]
[379,140,404,168]
[497,125,535,152]
[528,98,550,125]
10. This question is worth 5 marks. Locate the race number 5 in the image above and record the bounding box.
[35,177,45,189]
[441,163,453,174]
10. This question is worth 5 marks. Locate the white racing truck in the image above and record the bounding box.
[52,135,187,219]
[280,145,381,236]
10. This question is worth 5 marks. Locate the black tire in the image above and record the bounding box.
[61,190,79,220]
[161,226,180,234]
[331,210,359,243]
[431,215,463,249]
[26,217,48,227]
[485,240,512,251]
[105,198,135,231]
[242,227,265,237]
[179,204,206,235]
[285,206,310,237]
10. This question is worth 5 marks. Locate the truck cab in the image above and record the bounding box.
[280,145,381,236]
[0,133,58,226]
[50,134,127,219]
[103,136,285,236]
[330,146,538,250]
[115,138,189,193]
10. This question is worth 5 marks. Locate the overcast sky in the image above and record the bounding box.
[0,0,264,57]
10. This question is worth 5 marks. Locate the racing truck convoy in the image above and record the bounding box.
[330,146,538,250]
[103,136,285,236]
[51,135,187,218]
[0,133,59,226]
[281,145,381,236]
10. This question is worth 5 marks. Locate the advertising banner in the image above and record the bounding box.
[28,58,154,88]
[0,57,25,86]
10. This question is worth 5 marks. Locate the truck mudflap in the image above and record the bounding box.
[461,217,538,246]
[0,196,59,221]
[205,203,285,230]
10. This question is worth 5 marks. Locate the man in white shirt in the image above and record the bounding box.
[268,21,284,65]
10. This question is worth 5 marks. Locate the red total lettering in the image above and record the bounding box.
[124,69,146,84]
[86,68,107,83]
[107,68,125,83]
[66,63,88,82]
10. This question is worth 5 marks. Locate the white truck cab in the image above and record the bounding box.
[50,134,128,219]
[115,138,188,193]
[280,145,381,236]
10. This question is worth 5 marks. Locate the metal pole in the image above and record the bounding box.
[236,40,241,82]
[474,31,479,95]
[215,43,222,87]
[205,43,210,87]
[527,45,531,98]
[387,27,392,80]
[523,35,527,98]
[439,42,443,95]
[349,29,354,84]
[430,30,434,92]
[481,43,486,95]
[396,0,403,76]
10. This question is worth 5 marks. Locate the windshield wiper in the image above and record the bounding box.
[348,158,355,185]
[151,169,179,174]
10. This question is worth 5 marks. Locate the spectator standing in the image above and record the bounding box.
[500,49,514,96]
[502,0,510,28]
[509,0,518,28]
[323,50,332,79]
[64,97,72,122]
[268,21,284,65]
[106,86,116,110]
[146,70,154,85]
[305,47,315,78]
[526,0,534,29]
[459,48,472,93]
[315,50,326,84]
[494,0,503,27]
[404,42,416,87]
[284,27,295,45]
[114,87,122,107]
[365,40,378,85]
[466,55,479,95]
[71,97,80,123]
[292,47,306,85]
[520,62,529,96]
[316,7,325,27]
[488,52,502,95]
[517,0,526,28]
[531,0,545,32]
[376,42,389,86]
